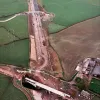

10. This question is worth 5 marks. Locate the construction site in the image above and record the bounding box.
[0,0,100,100]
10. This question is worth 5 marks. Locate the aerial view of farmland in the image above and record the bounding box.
[0,0,100,100]
[0,0,29,100]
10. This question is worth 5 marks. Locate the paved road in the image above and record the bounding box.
[0,12,27,23]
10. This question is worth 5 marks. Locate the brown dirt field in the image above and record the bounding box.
[28,14,34,36]
[49,16,100,80]
[28,14,37,68]
[48,47,63,77]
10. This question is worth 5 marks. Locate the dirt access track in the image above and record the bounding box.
[50,16,100,80]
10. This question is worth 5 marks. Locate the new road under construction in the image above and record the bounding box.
[29,0,49,69]
[28,0,72,99]
[0,0,73,100]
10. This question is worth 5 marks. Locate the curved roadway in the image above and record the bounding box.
[0,14,21,22]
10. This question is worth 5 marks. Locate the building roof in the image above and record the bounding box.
[81,90,90,97]
[92,66,100,75]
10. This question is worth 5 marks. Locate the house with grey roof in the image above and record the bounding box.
[92,66,100,77]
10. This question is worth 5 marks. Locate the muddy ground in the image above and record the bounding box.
[49,16,100,80]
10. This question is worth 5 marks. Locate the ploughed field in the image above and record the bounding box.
[0,0,29,100]
[43,0,100,33]
[49,16,100,80]
[43,0,100,81]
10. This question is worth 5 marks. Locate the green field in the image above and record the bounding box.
[89,78,100,94]
[0,39,29,68]
[0,27,17,45]
[0,0,29,99]
[43,0,100,33]
[0,16,29,68]
[0,0,28,17]
[48,23,66,33]
[0,16,28,45]
[0,74,27,100]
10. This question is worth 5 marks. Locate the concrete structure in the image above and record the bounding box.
[25,77,71,99]
[75,58,100,76]
[78,90,91,100]
[92,66,100,76]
